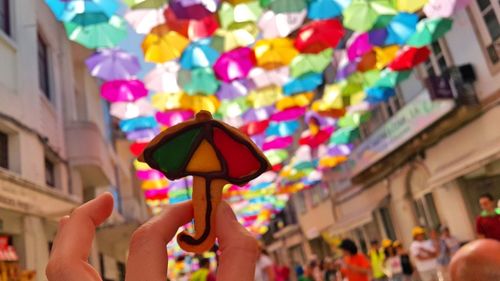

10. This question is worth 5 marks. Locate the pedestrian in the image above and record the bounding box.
[323,257,337,281]
[274,263,290,281]
[297,264,314,281]
[255,249,276,281]
[337,239,371,281]
[190,258,215,281]
[368,240,387,281]
[476,193,500,241]
[392,241,413,281]
[309,260,323,281]
[409,227,438,281]
[384,244,403,281]
[449,239,500,281]
[435,226,460,281]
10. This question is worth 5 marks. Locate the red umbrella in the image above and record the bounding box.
[388,46,431,71]
[294,19,345,54]
[164,8,218,40]
[239,119,270,136]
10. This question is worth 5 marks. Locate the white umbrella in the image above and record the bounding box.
[258,10,306,39]
[124,8,165,34]
[144,62,181,93]
[110,98,156,120]
[248,66,290,89]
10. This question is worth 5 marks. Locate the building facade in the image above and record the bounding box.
[0,1,149,280]
[266,0,500,268]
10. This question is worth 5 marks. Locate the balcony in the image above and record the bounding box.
[65,121,115,187]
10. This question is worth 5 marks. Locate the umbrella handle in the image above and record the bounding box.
[177,176,226,253]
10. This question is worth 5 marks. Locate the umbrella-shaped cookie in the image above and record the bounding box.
[140,111,271,253]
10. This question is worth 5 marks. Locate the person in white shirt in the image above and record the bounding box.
[410,227,439,281]
[255,249,276,281]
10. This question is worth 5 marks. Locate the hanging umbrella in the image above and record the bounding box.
[423,0,472,18]
[126,128,160,141]
[110,98,156,120]
[368,28,388,46]
[156,109,195,127]
[385,12,418,45]
[164,8,219,40]
[124,8,165,34]
[130,0,168,9]
[347,33,373,61]
[283,73,323,96]
[258,10,306,38]
[253,38,299,70]
[260,0,307,13]
[180,95,220,113]
[217,97,250,118]
[374,69,412,87]
[144,62,181,93]
[240,120,270,136]
[101,80,148,102]
[388,46,431,71]
[64,16,127,49]
[270,107,307,122]
[294,19,345,53]
[406,18,453,47]
[365,87,395,103]
[248,67,290,88]
[85,48,140,81]
[218,1,263,29]
[178,68,220,95]
[243,106,275,122]
[343,0,396,32]
[210,22,260,52]
[356,50,377,72]
[140,111,271,253]
[262,136,294,150]
[120,116,158,132]
[142,24,189,63]
[396,0,427,12]
[213,47,256,82]
[265,121,300,137]
[276,92,314,110]
[374,45,400,69]
[308,0,347,19]
[290,49,333,78]
[169,0,218,20]
[248,86,283,108]
[180,39,220,70]
[45,0,118,21]
[216,79,253,100]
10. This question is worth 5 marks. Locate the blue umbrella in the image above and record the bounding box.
[45,0,118,22]
[307,0,345,19]
[180,39,220,70]
[265,120,300,137]
[119,116,158,133]
[283,73,323,96]
[365,87,395,103]
[385,12,418,45]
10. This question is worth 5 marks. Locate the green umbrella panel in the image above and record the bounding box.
[407,18,453,47]
[178,68,220,95]
[343,0,397,32]
[260,0,307,13]
[329,127,361,145]
[64,16,127,49]
[131,0,168,9]
[218,2,263,29]
[290,48,333,78]
[217,97,250,118]
[373,69,412,88]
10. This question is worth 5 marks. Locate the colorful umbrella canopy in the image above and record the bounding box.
[253,38,299,69]
[164,8,219,40]
[85,48,140,81]
[347,33,373,61]
[101,80,148,102]
[294,19,345,53]
[258,10,306,38]
[217,97,250,118]
[247,86,283,108]
[343,0,396,32]
[64,15,127,49]
[388,46,431,71]
[156,109,195,127]
[374,69,412,87]
[213,47,256,82]
[423,0,472,18]
[110,98,156,120]
[290,48,333,78]
[124,8,165,34]
[178,68,220,95]
[261,0,307,13]
[248,67,290,88]
[283,73,323,96]
[210,22,260,52]
[406,18,453,47]
[385,12,418,45]
[396,0,428,12]
[308,0,348,19]
[180,39,220,69]
[365,87,396,103]
[218,1,263,29]
[130,0,168,9]
[142,24,190,63]
[216,79,253,100]
[45,0,118,21]
[144,62,181,93]
[169,0,218,20]
[368,28,388,46]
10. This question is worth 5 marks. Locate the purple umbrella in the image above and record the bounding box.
[126,127,160,141]
[169,0,218,20]
[85,48,140,81]
[101,80,148,102]
[213,47,256,82]
[216,79,254,100]
[251,133,266,148]
[368,28,388,46]
[327,144,354,156]
[243,106,275,122]
[336,61,358,80]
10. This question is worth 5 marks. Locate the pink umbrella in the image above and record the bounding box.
[101,80,148,102]
[155,109,195,127]
[262,136,294,151]
[423,0,473,18]
[258,10,307,38]
[110,98,155,120]
[270,107,307,122]
[248,67,290,88]
[213,47,256,82]
[124,8,165,34]
[136,169,165,180]
[144,62,181,93]
[347,33,373,62]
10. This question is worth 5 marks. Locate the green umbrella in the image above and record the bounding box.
[64,16,127,49]
[260,0,307,13]
[329,127,360,145]
[290,48,333,78]
[343,0,396,32]
[338,112,371,128]
[362,69,381,88]
[217,97,250,118]
[130,0,168,9]
[407,18,453,47]
[218,2,263,29]
[178,68,220,95]
[373,69,412,88]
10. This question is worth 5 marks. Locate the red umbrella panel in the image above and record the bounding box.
[388,46,431,71]
[294,19,345,54]
[164,8,219,40]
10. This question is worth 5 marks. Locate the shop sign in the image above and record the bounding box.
[350,91,455,176]
[0,183,34,213]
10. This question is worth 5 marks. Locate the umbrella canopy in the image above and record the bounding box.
[294,19,345,53]
[406,18,453,47]
[101,80,148,102]
[248,67,290,88]
[210,22,260,52]
[247,86,283,108]
[140,111,270,253]
[423,0,472,18]
[253,38,299,70]
[388,46,431,71]
[180,39,220,69]
[178,68,220,95]
[144,62,182,93]
[45,0,118,21]
[266,121,300,137]
[385,12,418,45]
[130,0,168,9]
[64,15,127,49]
[308,0,348,19]
[270,107,307,122]
[347,33,373,61]
[169,0,218,20]
[124,8,165,34]
[368,28,388,46]
[260,0,307,13]
[120,116,158,132]
[85,48,140,81]
[283,73,323,96]
[374,45,400,69]
[396,0,428,12]
[240,120,270,136]
[258,10,306,38]
[343,0,396,32]
[365,87,396,103]
[276,92,314,110]
[142,24,190,63]
[374,69,412,87]
[216,79,253,100]
[164,8,219,40]
[110,98,156,120]
[218,1,263,29]
[156,109,195,127]
[217,97,250,118]
[290,48,333,77]
[213,47,256,82]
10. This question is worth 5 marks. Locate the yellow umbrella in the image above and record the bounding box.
[151,92,184,111]
[276,92,314,110]
[224,0,254,3]
[396,0,428,12]
[247,86,283,108]
[180,95,220,113]
[253,38,299,69]
[211,22,259,52]
[374,45,400,69]
[142,24,189,63]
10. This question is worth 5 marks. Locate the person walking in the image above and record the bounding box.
[337,239,371,281]
[410,227,438,281]
[476,193,500,241]
[436,226,460,281]
[369,240,387,281]
[392,241,413,281]
[384,244,403,281]
[255,249,276,281]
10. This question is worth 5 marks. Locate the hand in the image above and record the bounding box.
[46,193,259,281]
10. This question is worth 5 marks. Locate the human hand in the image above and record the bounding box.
[46,193,259,281]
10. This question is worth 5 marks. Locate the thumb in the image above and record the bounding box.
[216,201,259,281]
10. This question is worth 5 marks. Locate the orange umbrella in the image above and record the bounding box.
[142,24,189,63]
[253,38,299,69]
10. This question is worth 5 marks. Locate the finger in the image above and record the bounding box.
[49,216,69,257]
[216,201,259,281]
[126,201,194,281]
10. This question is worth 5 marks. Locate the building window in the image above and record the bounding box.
[360,103,388,139]
[38,34,51,99]
[471,0,500,66]
[0,0,9,36]
[0,132,7,169]
[413,193,441,230]
[45,158,56,187]
[379,207,397,241]
[423,40,452,77]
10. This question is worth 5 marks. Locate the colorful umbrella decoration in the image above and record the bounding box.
[85,48,140,81]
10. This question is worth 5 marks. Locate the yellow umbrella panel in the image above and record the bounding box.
[253,38,299,70]
[142,24,189,63]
